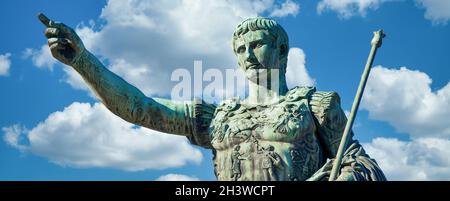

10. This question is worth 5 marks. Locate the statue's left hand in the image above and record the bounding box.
[306,159,357,181]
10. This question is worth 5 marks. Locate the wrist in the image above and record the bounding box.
[70,48,89,67]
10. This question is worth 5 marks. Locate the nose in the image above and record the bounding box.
[244,47,256,62]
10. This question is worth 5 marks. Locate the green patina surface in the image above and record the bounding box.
[38,13,386,181]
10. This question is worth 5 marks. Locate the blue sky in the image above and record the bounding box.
[0,0,449,181]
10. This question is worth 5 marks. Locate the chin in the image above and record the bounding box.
[245,69,269,83]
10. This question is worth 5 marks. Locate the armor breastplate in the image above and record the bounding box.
[209,87,323,181]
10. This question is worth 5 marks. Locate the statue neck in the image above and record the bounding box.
[246,72,288,105]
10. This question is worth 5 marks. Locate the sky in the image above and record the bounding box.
[0,0,449,181]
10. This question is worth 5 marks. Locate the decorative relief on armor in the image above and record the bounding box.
[288,133,321,181]
[230,145,247,181]
[209,87,325,180]
[258,145,282,181]
[211,87,317,145]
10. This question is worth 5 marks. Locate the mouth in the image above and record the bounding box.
[246,63,261,70]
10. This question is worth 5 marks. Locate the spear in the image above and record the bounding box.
[328,30,386,181]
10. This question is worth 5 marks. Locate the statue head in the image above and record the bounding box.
[232,17,289,82]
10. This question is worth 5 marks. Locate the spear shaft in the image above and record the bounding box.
[328,30,385,181]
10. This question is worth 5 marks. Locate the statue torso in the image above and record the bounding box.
[209,87,324,181]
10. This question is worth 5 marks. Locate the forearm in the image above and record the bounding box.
[69,51,202,137]
[70,50,148,124]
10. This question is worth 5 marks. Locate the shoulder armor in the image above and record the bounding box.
[285,86,316,102]
[310,91,341,123]
[215,97,241,114]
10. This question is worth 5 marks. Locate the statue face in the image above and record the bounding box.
[234,30,281,82]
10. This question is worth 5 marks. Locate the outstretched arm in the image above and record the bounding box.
[37,13,215,144]
[308,91,386,181]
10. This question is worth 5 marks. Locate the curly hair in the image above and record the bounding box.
[232,17,289,72]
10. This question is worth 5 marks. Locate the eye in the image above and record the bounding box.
[237,46,245,54]
[255,42,265,48]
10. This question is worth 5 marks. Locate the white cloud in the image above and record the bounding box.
[317,0,450,24]
[108,59,156,95]
[361,66,450,138]
[317,0,390,18]
[60,58,156,97]
[61,66,90,91]
[416,0,450,25]
[27,0,303,100]
[361,66,450,180]
[2,102,203,171]
[2,124,28,152]
[55,0,302,97]
[74,22,101,52]
[23,45,57,71]
[270,0,300,17]
[286,48,316,87]
[156,173,200,181]
[0,53,12,76]
[363,137,450,180]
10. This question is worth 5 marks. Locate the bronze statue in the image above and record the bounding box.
[38,13,386,181]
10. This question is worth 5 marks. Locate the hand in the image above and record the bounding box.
[306,159,334,181]
[38,13,85,66]
[306,159,357,181]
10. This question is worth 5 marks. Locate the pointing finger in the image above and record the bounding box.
[38,13,51,27]
[37,13,69,35]
[38,13,84,52]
